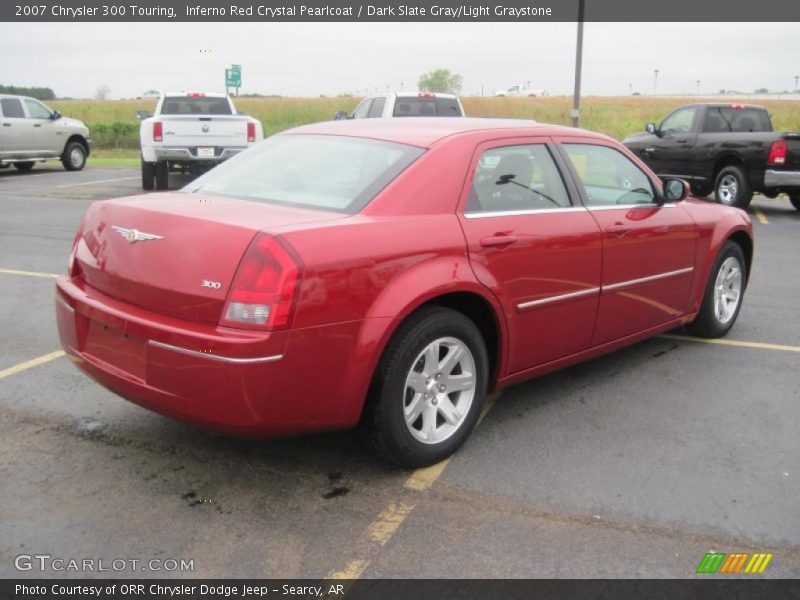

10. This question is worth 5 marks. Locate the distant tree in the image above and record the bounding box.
[418,69,463,94]
[754,87,769,94]
[0,85,56,100]
[95,85,111,100]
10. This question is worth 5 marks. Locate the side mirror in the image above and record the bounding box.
[645,122,658,135]
[333,111,350,121]
[51,111,62,121]
[662,178,688,203]
[136,110,151,120]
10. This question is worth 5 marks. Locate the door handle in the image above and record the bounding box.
[33,124,42,128]
[480,233,518,248]
[604,224,631,237]
[2,123,10,127]
[643,147,654,153]
[676,139,688,144]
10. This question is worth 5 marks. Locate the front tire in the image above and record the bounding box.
[714,165,752,209]
[14,161,35,172]
[789,192,800,211]
[362,307,489,468]
[686,241,746,338]
[61,141,86,171]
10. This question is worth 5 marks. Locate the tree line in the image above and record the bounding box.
[0,85,56,100]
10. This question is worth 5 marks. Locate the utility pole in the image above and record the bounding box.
[628,83,632,95]
[795,75,799,92]
[571,0,585,127]
[696,80,701,95]
[654,69,659,95]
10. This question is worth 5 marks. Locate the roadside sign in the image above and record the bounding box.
[225,68,241,88]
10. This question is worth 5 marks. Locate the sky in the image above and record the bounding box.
[1,22,798,98]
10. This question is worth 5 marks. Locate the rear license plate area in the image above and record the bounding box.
[197,147,215,158]
[84,320,146,382]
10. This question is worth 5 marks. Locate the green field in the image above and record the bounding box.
[58,96,800,162]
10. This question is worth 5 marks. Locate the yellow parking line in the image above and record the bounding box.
[365,502,416,545]
[0,351,65,381]
[0,267,60,279]
[326,559,370,580]
[752,207,769,224]
[57,176,138,188]
[661,334,800,353]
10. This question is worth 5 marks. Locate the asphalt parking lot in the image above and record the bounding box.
[1,164,798,579]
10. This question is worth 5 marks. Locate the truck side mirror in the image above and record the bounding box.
[136,110,151,120]
[333,111,350,121]
[51,111,62,121]
[645,122,658,135]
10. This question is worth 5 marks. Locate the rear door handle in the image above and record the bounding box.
[604,224,631,237]
[2,123,10,127]
[33,124,42,128]
[480,233,517,248]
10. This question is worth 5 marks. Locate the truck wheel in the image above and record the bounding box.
[789,193,800,211]
[141,158,155,190]
[61,141,86,171]
[154,161,169,190]
[686,241,746,339]
[14,161,35,172]
[361,307,488,468]
[714,165,752,209]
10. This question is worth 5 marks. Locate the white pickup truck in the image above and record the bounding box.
[495,85,548,98]
[139,92,263,190]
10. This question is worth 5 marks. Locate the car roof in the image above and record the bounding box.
[283,117,607,148]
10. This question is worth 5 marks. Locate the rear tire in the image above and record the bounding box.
[154,161,169,190]
[361,307,489,468]
[14,161,35,172]
[789,192,800,211]
[141,158,155,190]
[686,241,746,338]
[714,165,752,209]
[61,141,86,171]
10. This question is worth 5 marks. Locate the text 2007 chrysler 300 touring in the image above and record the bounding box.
[56,118,753,467]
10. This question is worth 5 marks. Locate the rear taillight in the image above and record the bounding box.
[152,121,163,142]
[247,122,256,143]
[221,234,302,331]
[767,139,786,165]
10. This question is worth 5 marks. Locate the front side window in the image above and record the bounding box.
[466,144,571,213]
[367,97,386,118]
[185,134,424,213]
[562,144,656,207]
[24,99,52,119]
[351,99,373,119]
[660,107,697,135]
[0,98,25,118]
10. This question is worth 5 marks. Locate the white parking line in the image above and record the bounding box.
[56,176,139,189]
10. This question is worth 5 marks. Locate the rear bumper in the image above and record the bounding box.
[764,169,800,188]
[154,146,245,162]
[55,277,369,437]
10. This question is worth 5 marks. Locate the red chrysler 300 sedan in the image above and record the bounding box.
[56,118,753,467]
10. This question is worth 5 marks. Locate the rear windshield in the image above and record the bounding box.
[160,96,232,115]
[392,97,462,117]
[184,135,424,213]
[703,107,772,133]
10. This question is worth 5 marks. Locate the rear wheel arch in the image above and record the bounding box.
[726,230,753,286]
[712,153,745,181]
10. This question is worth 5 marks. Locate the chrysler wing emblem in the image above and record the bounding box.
[111,226,164,244]
[201,124,210,133]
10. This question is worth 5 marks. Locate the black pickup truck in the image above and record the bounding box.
[623,103,800,210]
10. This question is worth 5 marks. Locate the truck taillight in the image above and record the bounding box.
[153,121,163,142]
[418,92,436,98]
[221,234,302,331]
[247,122,256,142]
[767,139,786,166]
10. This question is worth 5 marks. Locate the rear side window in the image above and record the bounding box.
[0,98,25,118]
[160,97,232,115]
[393,97,462,117]
[466,144,571,213]
[563,144,656,207]
[185,134,424,213]
[703,107,771,133]
[367,97,386,118]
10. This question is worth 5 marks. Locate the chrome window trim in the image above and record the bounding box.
[148,340,283,364]
[586,203,677,211]
[464,206,587,219]
[517,287,600,311]
[603,267,694,292]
